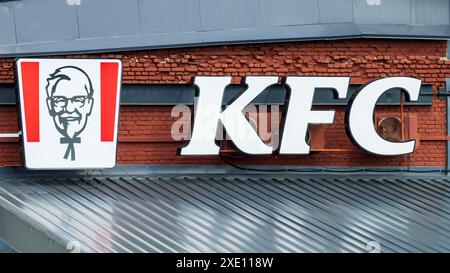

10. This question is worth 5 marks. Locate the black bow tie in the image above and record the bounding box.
[60,136,81,161]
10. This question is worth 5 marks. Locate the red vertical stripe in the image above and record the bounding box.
[21,62,40,142]
[100,62,119,142]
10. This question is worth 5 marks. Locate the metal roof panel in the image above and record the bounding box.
[0,0,449,57]
[1,171,449,252]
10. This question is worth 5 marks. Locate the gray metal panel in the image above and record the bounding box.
[318,0,354,23]
[138,0,201,34]
[77,0,140,38]
[1,172,450,252]
[0,239,14,253]
[412,0,450,25]
[199,0,259,31]
[0,204,65,253]
[0,0,450,57]
[357,23,450,38]
[196,22,360,44]
[14,0,78,44]
[354,0,411,25]
[260,0,320,26]
[0,4,15,46]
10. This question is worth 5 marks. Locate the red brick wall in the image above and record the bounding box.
[1,39,449,167]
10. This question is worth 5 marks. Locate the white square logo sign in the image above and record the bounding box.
[16,59,122,169]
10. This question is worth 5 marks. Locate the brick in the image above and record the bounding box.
[0,39,447,167]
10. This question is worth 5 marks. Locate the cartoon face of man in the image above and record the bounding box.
[45,66,94,160]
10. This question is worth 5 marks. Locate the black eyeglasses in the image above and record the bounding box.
[51,96,89,108]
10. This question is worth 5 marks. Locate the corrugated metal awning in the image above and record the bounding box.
[1,172,450,252]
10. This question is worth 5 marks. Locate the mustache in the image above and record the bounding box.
[59,112,81,118]
[57,111,81,122]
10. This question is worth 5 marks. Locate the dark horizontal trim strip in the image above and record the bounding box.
[0,83,434,106]
[0,164,446,177]
[0,23,449,58]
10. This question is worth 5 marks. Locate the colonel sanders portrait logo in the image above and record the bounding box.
[17,58,122,169]
[45,66,94,161]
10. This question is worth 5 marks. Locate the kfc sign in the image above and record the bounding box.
[181,76,421,156]
[16,58,122,169]
[15,57,420,169]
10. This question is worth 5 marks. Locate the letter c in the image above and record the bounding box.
[345,77,421,156]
